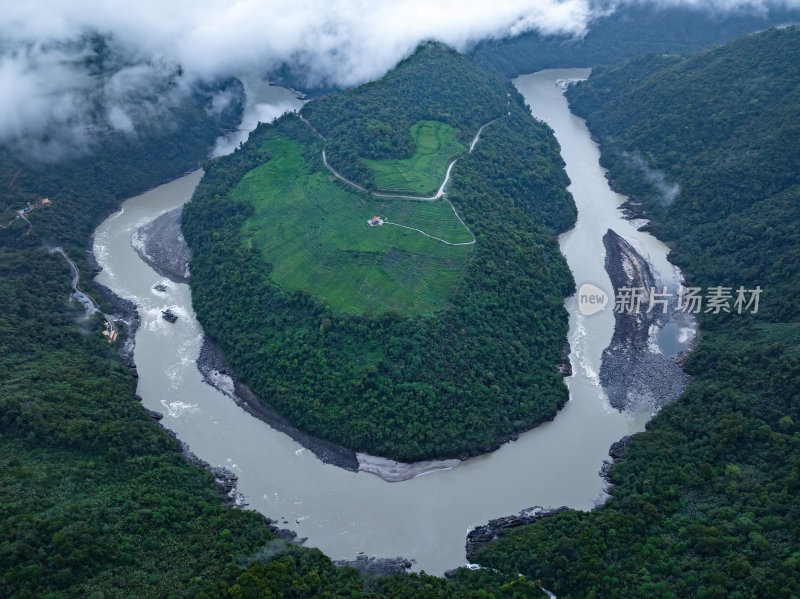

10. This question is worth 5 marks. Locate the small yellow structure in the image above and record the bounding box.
[102,321,117,343]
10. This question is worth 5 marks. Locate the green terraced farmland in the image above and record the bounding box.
[363,121,466,195]
[234,137,473,316]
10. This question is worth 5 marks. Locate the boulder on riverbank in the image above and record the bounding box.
[599,434,634,495]
[556,341,572,376]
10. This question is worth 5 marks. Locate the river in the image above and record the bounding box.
[92,69,686,575]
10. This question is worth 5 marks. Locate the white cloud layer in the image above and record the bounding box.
[0,1,593,84]
[0,0,797,153]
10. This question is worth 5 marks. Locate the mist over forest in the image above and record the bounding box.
[2,0,798,158]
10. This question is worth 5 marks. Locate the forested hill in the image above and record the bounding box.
[302,43,508,189]
[183,43,577,461]
[469,4,800,79]
[474,27,800,598]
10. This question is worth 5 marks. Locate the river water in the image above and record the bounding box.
[92,69,685,575]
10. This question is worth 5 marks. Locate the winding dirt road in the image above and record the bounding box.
[306,114,505,246]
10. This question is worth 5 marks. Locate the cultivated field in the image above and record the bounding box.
[363,121,466,195]
[234,137,473,316]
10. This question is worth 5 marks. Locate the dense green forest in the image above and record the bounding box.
[0,77,535,597]
[5,14,800,599]
[469,3,800,79]
[182,44,577,462]
[473,27,800,598]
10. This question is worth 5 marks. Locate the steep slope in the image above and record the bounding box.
[475,27,800,599]
[567,25,800,321]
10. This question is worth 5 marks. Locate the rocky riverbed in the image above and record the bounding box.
[599,229,694,412]
[355,453,460,483]
[131,207,191,283]
[598,434,633,497]
[333,555,414,576]
[464,506,571,563]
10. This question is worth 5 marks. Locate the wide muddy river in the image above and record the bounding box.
[93,70,685,574]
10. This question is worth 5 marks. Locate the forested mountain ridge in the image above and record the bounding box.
[470,4,800,80]
[182,43,577,461]
[268,5,800,98]
[5,15,800,599]
[474,27,800,599]
[567,25,800,322]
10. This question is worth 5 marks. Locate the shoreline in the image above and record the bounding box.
[464,506,572,563]
[86,225,273,527]
[87,163,423,572]
[196,327,576,479]
[195,337,361,472]
[126,199,360,473]
[86,236,141,371]
[460,227,698,568]
[195,335,575,480]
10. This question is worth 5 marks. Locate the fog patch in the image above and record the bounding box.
[247,539,293,565]
[0,35,194,161]
[107,106,134,133]
[623,151,681,205]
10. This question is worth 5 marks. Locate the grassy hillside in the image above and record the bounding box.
[364,120,466,195]
[475,27,800,599]
[236,136,471,316]
[183,44,577,461]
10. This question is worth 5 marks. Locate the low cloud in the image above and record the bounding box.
[0,0,797,158]
[623,152,681,205]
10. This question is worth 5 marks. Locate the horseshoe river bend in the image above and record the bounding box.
[91,69,692,575]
